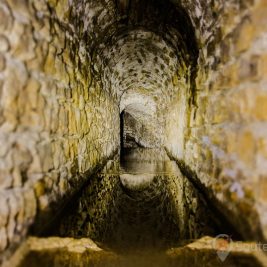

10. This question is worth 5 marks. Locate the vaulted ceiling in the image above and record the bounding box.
[68,0,198,145]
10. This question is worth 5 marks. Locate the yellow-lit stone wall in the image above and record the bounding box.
[0,0,120,262]
[165,0,267,240]
[1,0,267,263]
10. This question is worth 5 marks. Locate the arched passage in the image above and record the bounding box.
[1,0,267,265]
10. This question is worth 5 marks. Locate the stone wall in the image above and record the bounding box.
[165,0,267,240]
[1,0,267,263]
[0,0,120,263]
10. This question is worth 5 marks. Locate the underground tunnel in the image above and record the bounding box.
[1,0,267,266]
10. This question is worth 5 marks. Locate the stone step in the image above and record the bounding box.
[5,236,267,267]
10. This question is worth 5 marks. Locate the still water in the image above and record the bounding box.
[57,148,224,249]
[18,149,266,267]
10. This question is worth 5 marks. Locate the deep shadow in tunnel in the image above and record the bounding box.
[120,111,125,151]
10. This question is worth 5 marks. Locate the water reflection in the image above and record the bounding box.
[55,148,227,251]
[120,148,171,175]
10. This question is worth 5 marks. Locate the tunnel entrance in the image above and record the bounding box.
[120,111,125,151]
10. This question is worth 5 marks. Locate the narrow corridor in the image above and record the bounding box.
[1,0,267,266]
